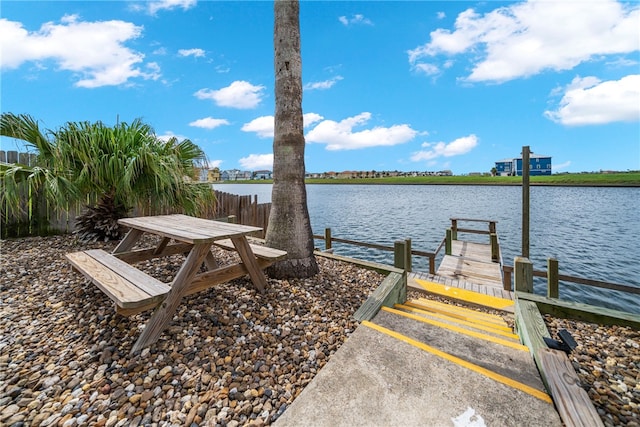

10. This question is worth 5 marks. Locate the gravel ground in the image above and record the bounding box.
[0,234,384,426]
[1,234,638,426]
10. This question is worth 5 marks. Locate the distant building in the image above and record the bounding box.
[495,154,552,176]
[253,170,273,180]
[221,169,252,181]
[207,168,221,182]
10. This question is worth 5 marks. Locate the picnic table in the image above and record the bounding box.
[66,214,287,353]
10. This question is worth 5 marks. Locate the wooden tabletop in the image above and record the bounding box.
[118,214,263,244]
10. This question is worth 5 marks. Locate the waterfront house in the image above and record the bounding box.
[207,168,221,182]
[253,170,273,180]
[495,154,552,176]
[221,169,252,181]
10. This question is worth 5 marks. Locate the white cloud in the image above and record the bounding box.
[145,0,197,15]
[303,113,324,127]
[544,75,640,126]
[414,63,440,76]
[306,112,417,151]
[239,154,273,170]
[411,134,478,161]
[437,12,446,20]
[242,113,324,138]
[338,14,373,26]
[157,131,188,142]
[0,15,159,88]
[189,117,230,129]
[554,161,571,171]
[194,80,265,109]
[304,75,343,90]
[408,0,640,83]
[242,116,274,138]
[178,48,205,58]
[208,159,223,169]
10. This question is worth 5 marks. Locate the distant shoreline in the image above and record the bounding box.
[215,172,640,188]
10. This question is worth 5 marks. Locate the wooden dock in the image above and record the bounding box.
[437,240,503,287]
[436,218,503,287]
[409,218,513,305]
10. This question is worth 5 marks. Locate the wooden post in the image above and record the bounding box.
[404,238,412,273]
[445,229,452,255]
[451,219,458,240]
[429,256,435,275]
[522,145,530,258]
[515,257,533,293]
[547,257,559,298]
[503,268,512,291]
[394,240,407,271]
[490,233,499,262]
[324,228,332,251]
[489,221,496,234]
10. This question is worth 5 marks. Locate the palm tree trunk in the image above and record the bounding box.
[266,0,318,279]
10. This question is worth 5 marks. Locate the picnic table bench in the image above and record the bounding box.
[65,214,287,352]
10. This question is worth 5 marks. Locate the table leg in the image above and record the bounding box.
[204,252,219,270]
[131,243,212,353]
[154,237,171,255]
[231,236,267,292]
[113,229,144,254]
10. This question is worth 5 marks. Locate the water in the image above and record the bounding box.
[214,183,640,314]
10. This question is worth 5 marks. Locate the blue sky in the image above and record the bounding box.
[1,0,639,174]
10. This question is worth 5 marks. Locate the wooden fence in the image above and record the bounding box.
[1,152,271,238]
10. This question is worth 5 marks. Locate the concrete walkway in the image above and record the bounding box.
[274,288,561,427]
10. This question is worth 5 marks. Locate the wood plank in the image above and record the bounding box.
[353,272,405,321]
[119,215,216,243]
[214,238,287,260]
[186,258,274,296]
[132,243,212,353]
[120,214,264,244]
[437,255,503,287]
[87,250,169,297]
[514,298,551,357]
[230,236,267,292]
[537,348,604,427]
[113,243,193,263]
[516,292,640,329]
[450,241,494,262]
[66,250,169,309]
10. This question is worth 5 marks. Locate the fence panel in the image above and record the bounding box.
[1,159,271,238]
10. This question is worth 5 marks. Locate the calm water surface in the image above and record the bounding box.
[215,184,639,314]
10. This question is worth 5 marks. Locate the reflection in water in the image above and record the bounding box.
[216,183,640,313]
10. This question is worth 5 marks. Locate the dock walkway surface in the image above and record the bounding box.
[275,221,562,427]
[437,239,504,288]
[276,219,563,425]
[275,276,560,427]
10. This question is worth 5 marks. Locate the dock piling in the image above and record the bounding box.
[515,257,534,293]
[547,258,559,298]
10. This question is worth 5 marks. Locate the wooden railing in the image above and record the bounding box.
[313,228,443,275]
[508,258,640,296]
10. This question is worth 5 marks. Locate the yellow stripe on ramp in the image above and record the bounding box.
[382,306,526,351]
[415,279,515,311]
[408,299,509,328]
[362,320,553,404]
[395,304,518,339]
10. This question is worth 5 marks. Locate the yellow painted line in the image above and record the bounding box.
[381,306,528,351]
[414,297,506,324]
[395,304,519,339]
[409,299,508,327]
[362,320,553,404]
[415,279,515,311]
